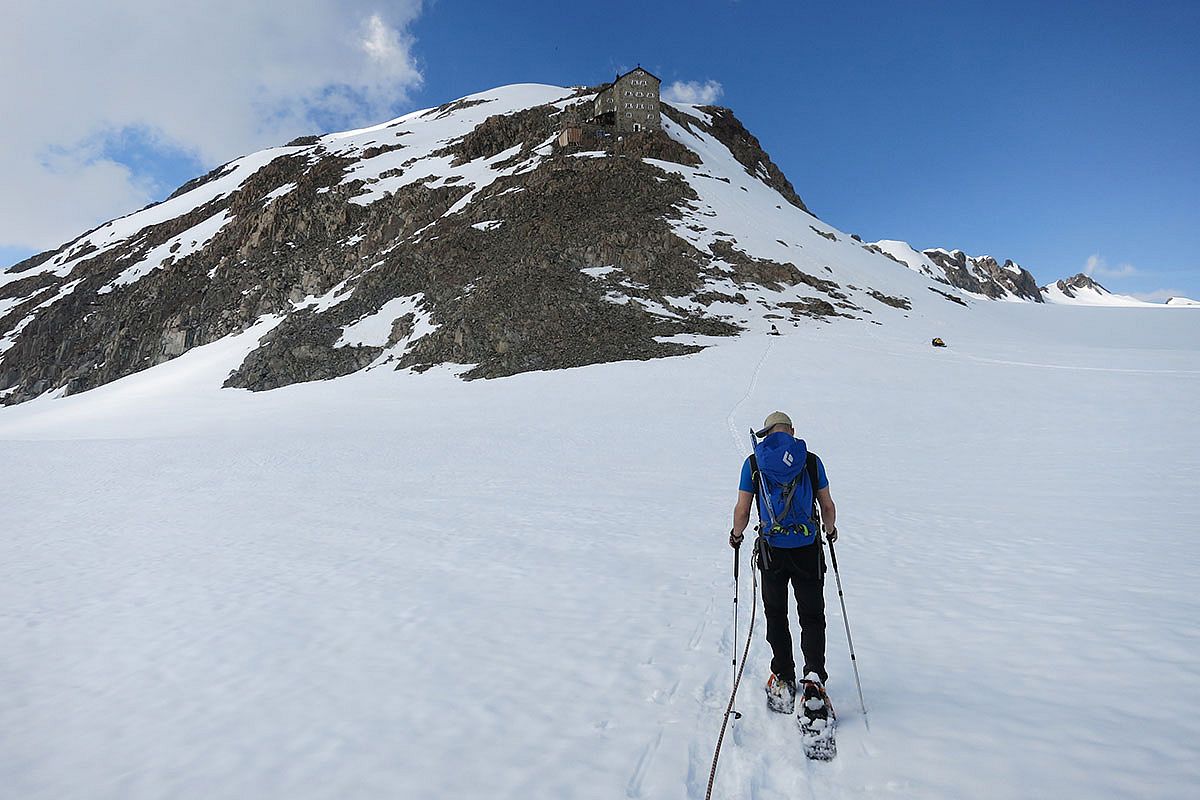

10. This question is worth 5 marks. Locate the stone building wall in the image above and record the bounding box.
[593,67,661,132]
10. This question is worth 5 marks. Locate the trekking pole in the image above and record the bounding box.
[731,542,742,719]
[732,543,739,673]
[705,544,759,800]
[826,534,869,729]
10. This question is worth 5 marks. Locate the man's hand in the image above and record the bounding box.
[729,528,744,549]
[824,525,838,544]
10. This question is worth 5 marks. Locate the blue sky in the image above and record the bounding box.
[4,0,1197,300]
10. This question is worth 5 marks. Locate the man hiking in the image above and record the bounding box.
[729,411,837,717]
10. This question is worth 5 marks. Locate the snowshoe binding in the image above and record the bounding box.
[796,672,837,760]
[765,672,796,714]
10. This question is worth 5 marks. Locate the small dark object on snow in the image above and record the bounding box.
[769,324,781,336]
[931,337,947,348]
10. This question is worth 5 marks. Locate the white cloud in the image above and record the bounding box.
[362,13,409,67]
[0,1,424,252]
[1083,253,1138,279]
[662,79,724,105]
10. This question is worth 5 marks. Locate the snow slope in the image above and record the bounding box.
[872,239,943,281]
[2,301,1198,799]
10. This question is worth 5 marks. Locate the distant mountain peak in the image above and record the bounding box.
[1038,272,1156,306]
[1050,273,1109,297]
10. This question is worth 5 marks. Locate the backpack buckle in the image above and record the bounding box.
[769,523,810,537]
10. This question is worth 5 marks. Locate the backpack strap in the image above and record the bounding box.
[773,473,804,526]
[806,451,821,521]
[747,450,774,569]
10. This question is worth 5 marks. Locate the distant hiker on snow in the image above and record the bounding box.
[729,411,837,718]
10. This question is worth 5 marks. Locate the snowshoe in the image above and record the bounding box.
[765,672,796,714]
[796,672,837,760]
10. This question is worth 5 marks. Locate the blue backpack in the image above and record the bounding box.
[750,432,820,548]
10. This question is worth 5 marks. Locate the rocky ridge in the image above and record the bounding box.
[868,240,1044,302]
[0,84,978,405]
[922,249,1042,301]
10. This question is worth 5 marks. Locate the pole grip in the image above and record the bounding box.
[733,543,740,580]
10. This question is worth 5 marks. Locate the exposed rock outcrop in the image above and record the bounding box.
[1047,273,1108,298]
[922,249,1043,302]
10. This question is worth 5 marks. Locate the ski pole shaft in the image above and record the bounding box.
[732,544,740,671]
[706,548,758,800]
[731,543,743,719]
[827,537,869,727]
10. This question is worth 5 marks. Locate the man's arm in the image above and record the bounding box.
[730,490,754,548]
[816,486,837,541]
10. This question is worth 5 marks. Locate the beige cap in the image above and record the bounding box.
[756,411,792,437]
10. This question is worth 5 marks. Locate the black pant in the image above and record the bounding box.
[759,541,827,683]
